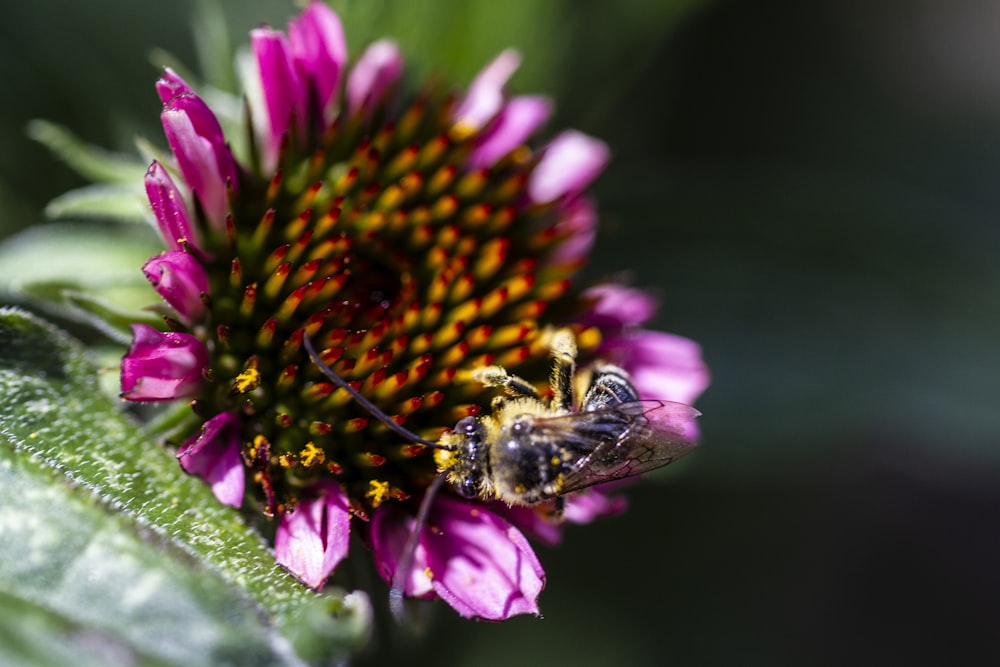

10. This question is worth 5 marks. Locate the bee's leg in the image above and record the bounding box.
[473,366,540,400]
[549,328,577,412]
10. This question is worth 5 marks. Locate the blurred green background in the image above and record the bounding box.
[2,0,998,664]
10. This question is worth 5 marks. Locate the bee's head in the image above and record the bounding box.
[438,416,488,499]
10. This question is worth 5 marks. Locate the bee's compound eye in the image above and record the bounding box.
[455,416,478,435]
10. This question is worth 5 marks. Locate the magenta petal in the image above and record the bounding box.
[528,130,610,203]
[605,330,710,405]
[156,67,193,104]
[584,283,659,329]
[547,196,597,267]
[144,161,197,252]
[161,93,236,229]
[423,496,545,620]
[369,504,434,598]
[289,1,347,122]
[252,27,308,171]
[177,413,244,507]
[275,481,352,589]
[452,49,521,134]
[346,39,403,117]
[142,251,208,325]
[468,95,553,169]
[495,503,564,547]
[120,324,207,401]
[562,487,629,525]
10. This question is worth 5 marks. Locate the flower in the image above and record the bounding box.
[122,1,708,620]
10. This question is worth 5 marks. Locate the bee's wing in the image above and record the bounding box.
[531,400,700,496]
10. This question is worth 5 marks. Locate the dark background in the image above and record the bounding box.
[2,0,998,664]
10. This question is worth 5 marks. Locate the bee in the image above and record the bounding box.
[431,328,700,509]
[302,328,700,619]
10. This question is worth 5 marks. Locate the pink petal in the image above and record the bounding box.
[144,161,197,252]
[288,1,347,123]
[177,413,244,507]
[252,27,308,171]
[495,503,564,547]
[275,481,352,589]
[423,496,545,620]
[468,94,553,168]
[528,130,610,203]
[547,196,597,267]
[452,49,521,134]
[161,93,236,229]
[369,504,435,598]
[562,487,629,525]
[346,39,403,117]
[156,67,193,104]
[120,324,207,401]
[604,330,710,405]
[142,251,208,325]
[583,283,659,329]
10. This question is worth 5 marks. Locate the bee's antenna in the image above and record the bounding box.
[302,331,443,449]
[389,471,448,623]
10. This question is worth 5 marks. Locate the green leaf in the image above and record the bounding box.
[27,120,148,185]
[0,309,371,666]
[43,183,146,222]
[0,222,161,337]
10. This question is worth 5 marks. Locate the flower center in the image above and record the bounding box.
[181,89,590,516]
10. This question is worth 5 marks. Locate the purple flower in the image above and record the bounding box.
[121,2,707,623]
[275,481,351,589]
[120,324,207,401]
[370,496,545,620]
[177,413,245,508]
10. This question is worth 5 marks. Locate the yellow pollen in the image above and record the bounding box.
[449,121,476,142]
[366,480,391,508]
[550,456,561,466]
[232,364,261,394]
[424,566,435,581]
[299,442,326,468]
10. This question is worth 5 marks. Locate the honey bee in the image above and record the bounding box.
[302,328,700,618]
[431,328,700,509]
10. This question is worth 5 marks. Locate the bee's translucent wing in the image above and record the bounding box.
[529,400,700,497]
